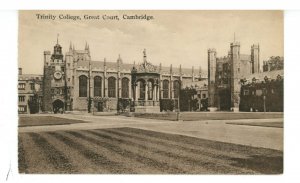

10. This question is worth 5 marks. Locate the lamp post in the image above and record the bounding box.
[263,88,266,113]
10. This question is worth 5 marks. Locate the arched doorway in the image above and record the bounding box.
[53,99,64,114]
[219,89,231,111]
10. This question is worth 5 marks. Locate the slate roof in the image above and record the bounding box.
[18,74,43,81]
[76,60,208,77]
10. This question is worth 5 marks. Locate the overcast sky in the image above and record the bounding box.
[19,10,283,74]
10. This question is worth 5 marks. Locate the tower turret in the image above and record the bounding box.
[117,54,123,65]
[143,49,147,64]
[230,41,241,111]
[52,35,63,60]
[251,44,260,73]
[69,42,72,52]
[44,51,51,66]
[208,48,217,109]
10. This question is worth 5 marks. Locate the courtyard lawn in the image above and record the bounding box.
[18,127,283,174]
[19,116,86,127]
[133,112,283,121]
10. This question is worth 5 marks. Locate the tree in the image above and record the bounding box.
[28,93,39,114]
[264,56,284,71]
[179,87,197,111]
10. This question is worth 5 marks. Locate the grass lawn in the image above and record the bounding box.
[18,127,283,174]
[19,116,86,127]
[133,112,283,121]
[226,122,283,128]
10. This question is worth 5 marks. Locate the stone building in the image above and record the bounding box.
[18,68,43,114]
[208,40,260,111]
[42,40,208,113]
[182,80,208,111]
[239,69,284,112]
[208,39,284,112]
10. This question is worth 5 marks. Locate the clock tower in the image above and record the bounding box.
[42,36,67,113]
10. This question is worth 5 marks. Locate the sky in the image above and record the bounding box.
[19,10,283,74]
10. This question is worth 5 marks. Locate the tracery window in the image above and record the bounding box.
[163,80,169,98]
[108,77,116,98]
[79,75,88,97]
[121,78,129,98]
[94,76,102,97]
[173,80,180,98]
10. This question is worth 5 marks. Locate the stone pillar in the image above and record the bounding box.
[134,84,137,101]
[104,77,108,97]
[170,80,173,99]
[102,75,104,97]
[129,79,132,100]
[153,85,157,101]
[104,58,108,97]
[156,84,160,101]
[136,82,140,100]
[115,78,118,98]
[90,76,94,98]
[145,82,148,101]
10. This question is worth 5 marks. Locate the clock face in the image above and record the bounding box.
[54,71,62,80]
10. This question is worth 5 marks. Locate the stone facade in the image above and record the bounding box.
[18,68,43,114]
[208,41,260,111]
[42,41,208,113]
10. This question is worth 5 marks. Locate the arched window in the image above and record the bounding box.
[173,80,180,98]
[163,80,169,98]
[148,80,153,100]
[94,76,102,97]
[79,75,88,97]
[108,77,116,98]
[121,78,129,98]
[139,80,145,99]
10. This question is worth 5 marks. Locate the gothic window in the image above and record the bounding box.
[94,76,102,97]
[173,80,180,98]
[18,96,25,102]
[18,106,27,112]
[79,75,88,97]
[121,78,129,98]
[30,83,35,90]
[163,80,169,98]
[18,83,25,90]
[139,80,145,99]
[108,77,116,98]
[29,96,35,101]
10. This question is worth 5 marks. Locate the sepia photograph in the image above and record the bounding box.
[18,10,283,174]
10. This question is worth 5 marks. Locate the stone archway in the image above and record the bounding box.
[53,99,64,114]
[219,89,231,111]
